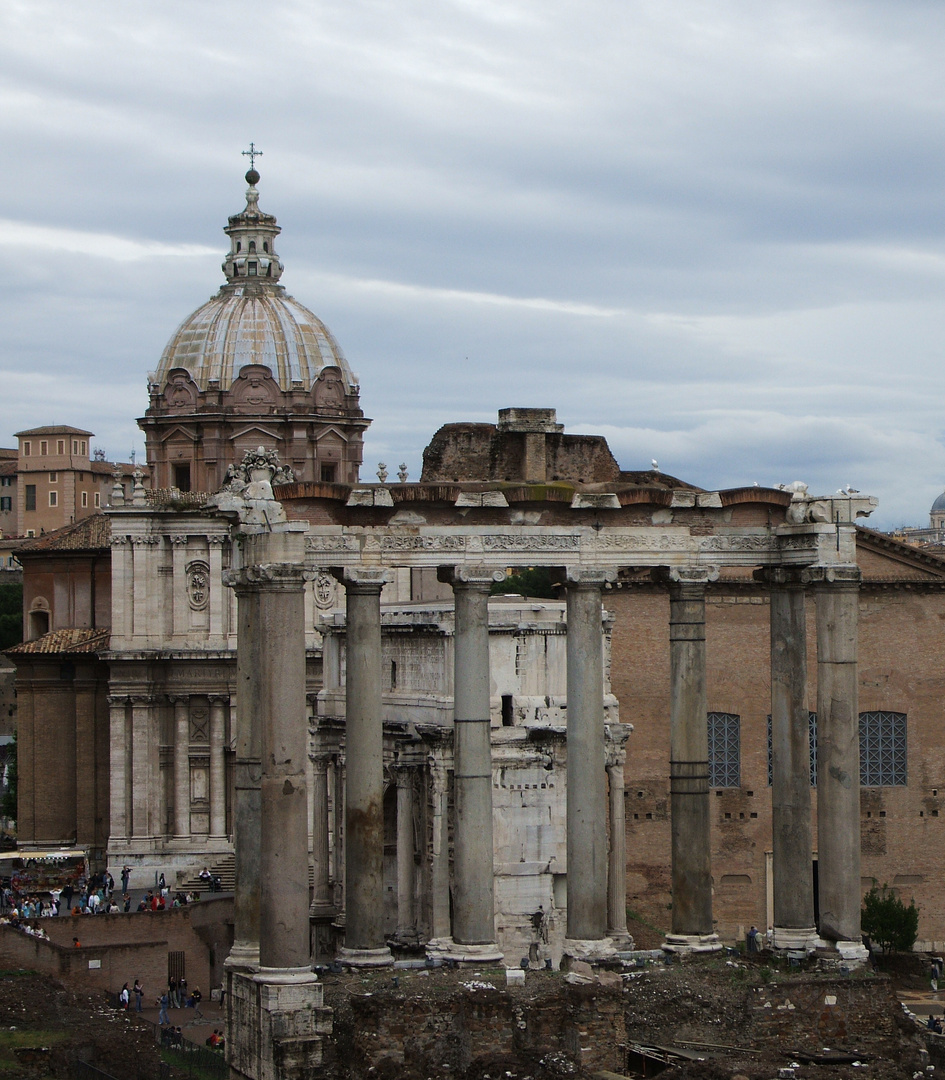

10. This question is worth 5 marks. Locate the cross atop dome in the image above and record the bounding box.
[241,141,263,171]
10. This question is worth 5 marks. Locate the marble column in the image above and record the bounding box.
[429,756,452,944]
[171,535,189,638]
[765,568,816,949]
[812,567,866,955]
[664,568,720,952]
[209,695,228,842]
[440,566,503,960]
[252,562,311,972]
[563,566,615,957]
[208,535,226,641]
[606,748,631,946]
[108,696,129,842]
[171,695,191,841]
[336,567,392,967]
[394,766,416,941]
[310,752,334,914]
[225,574,264,972]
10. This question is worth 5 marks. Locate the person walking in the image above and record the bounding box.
[119,983,130,1009]
[158,989,170,1026]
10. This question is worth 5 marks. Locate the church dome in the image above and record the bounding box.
[153,169,356,394]
[932,491,945,514]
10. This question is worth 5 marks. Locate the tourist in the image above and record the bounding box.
[746,926,759,953]
[123,893,131,913]
[158,989,170,1026]
[133,979,144,1013]
[120,865,131,894]
[72,936,81,948]
[169,975,179,1009]
[119,983,129,1009]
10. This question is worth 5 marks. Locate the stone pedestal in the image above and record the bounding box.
[812,567,863,947]
[765,568,816,944]
[335,567,393,968]
[664,568,720,953]
[227,969,331,1080]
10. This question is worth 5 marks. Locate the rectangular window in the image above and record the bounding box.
[72,440,78,454]
[0,497,10,511]
[81,441,86,455]
[57,440,64,454]
[25,484,36,511]
[767,712,818,786]
[23,441,31,456]
[248,261,258,275]
[48,490,58,507]
[94,492,100,507]
[0,477,10,486]
[48,472,57,483]
[860,711,907,786]
[320,463,337,483]
[40,440,47,455]
[81,490,88,508]
[707,712,740,788]
[26,529,34,537]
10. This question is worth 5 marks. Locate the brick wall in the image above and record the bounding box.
[609,578,945,944]
[0,897,233,995]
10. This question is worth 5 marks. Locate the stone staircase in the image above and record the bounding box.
[177,854,317,894]
[177,854,235,893]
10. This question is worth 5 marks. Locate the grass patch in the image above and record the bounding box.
[0,1028,68,1075]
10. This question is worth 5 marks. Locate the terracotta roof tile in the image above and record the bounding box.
[17,514,111,553]
[5,627,110,655]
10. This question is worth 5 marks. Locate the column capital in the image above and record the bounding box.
[754,566,809,588]
[331,566,389,592]
[223,562,307,591]
[804,565,861,588]
[437,565,506,590]
[561,566,616,588]
[656,565,720,587]
[170,535,189,546]
[166,693,190,706]
[208,534,228,546]
[208,694,229,708]
[107,694,129,707]
[308,751,333,772]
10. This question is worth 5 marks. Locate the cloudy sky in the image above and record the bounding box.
[2,1,944,528]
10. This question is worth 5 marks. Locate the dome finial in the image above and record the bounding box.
[242,141,263,172]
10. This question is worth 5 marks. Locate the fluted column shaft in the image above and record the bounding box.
[311,753,333,911]
[172,696,190,840]
[209,696,227,840]
[668,573,713,937]
[607,759,629,939]
[395,767,416,936]
[814,568,862,944]
[108,696,129,842]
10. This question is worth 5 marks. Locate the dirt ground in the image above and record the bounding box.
[0,951,937,1080]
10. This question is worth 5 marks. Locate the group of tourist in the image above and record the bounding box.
[118,977,203,1019]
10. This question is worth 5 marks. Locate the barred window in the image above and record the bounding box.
[767,712,818,787]
[859,711,907,786]
[707,712,740,788]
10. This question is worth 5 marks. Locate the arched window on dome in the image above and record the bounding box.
[236,241,241,252]
[263,242,269,252]
[249,241,256,253]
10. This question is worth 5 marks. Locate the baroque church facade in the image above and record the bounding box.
[12,168,945,964]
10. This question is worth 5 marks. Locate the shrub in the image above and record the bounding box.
[861,883,919,953]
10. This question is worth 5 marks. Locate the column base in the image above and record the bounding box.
[426,939,504,964]
[225,941,260,974]
[252,966,319,985]
[772,926,819,952]
[607,929,635,951]
[663,933,723,954]
[337,946,394,969]
[826,939,870,964]
[562,937,617,963]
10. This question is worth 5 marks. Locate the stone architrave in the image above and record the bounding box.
[810,566,867,959]
[333,566,393,968]
[663,567,721,953]
[562,566,617,961]
[761,567,816,950]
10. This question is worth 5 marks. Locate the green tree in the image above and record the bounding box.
[861,883,918,953]
[1,730,16,826]
[490,567,559,599]
[0,580,23,651]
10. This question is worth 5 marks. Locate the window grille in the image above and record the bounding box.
[859,711,907,786]
[767,712,818,786]
[707,712,740,788]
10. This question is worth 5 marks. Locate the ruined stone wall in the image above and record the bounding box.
[334,981,626,1076]
[609,580,945,945]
